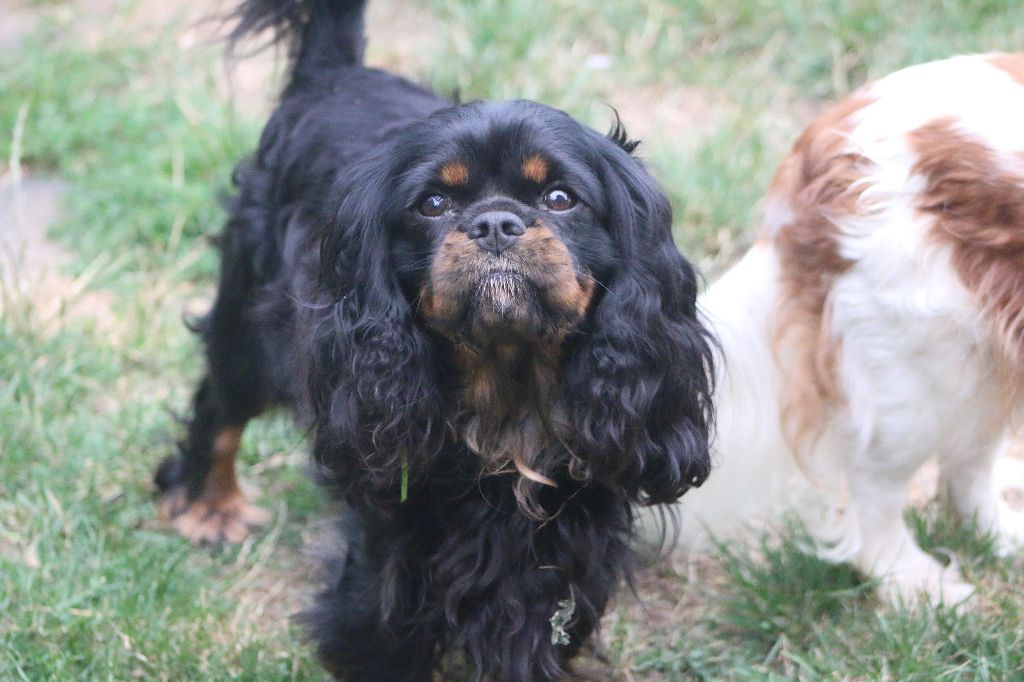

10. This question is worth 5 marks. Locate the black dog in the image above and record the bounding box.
[155,0,714,678]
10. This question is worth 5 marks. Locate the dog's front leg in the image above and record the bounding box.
[432,483,630,681]
[303,508,442,682]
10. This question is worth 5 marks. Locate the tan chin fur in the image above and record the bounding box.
[461,413,559,519]
[443,334,572,519]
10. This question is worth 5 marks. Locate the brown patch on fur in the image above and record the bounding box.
[454,342,563,421]
[521,154,549,184]
[990,53,1024,87]
[440,161,469,187]
[769,93,874,454]
[516,222,596,322]
[417,230,478,326]
[158,426,270,544]
[456,336,562,492]
[452,340,564,502]
[910,117,1024,379]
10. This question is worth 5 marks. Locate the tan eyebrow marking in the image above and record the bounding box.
[439,161,469,187]
[521,154,548,184]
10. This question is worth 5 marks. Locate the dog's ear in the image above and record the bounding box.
[564,143,714,504]
[300,155,443,503]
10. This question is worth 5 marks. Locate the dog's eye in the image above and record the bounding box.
[419,194,452,217]
[542,188,576,212]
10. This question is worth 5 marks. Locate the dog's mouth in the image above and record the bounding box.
[469,267,553,339]
[475,267,529,314]
[429,260,551,341]
[419,227,594,344]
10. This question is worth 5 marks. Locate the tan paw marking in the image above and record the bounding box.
[158,426,269,544]
[161,489,270,545]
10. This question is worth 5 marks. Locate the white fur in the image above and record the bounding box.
[650,54,1024,606]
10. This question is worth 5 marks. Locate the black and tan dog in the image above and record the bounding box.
[155,0,714,678]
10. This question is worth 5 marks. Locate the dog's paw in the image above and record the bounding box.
[879,562,975,609]
[158,487,271,545]
[992,505,1024,557]
[992,457,1024,555]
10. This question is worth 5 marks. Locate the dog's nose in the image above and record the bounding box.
[465,211,526,255]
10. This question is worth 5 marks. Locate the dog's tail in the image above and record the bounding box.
[228,0,368,75]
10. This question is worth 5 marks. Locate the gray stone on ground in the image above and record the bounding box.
[0,177,68,294]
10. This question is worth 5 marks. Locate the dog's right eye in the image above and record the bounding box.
[419,194,452,217]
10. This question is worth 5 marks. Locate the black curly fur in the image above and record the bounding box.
[158,0,715,679]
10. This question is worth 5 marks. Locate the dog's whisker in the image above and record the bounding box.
[581,272,610,293]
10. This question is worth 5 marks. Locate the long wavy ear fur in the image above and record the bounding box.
[299,153,444,504]
[564,140,714,504]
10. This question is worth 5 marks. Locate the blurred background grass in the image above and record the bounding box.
[1,0,1023,678]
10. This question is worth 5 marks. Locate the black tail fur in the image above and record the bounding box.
[228,0,368,75]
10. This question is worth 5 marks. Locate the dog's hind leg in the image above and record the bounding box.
[155,220,280,544]
[825,280,979,607]
[846,458,974,607]
[939,431,1024,556]
[155,374,270,544]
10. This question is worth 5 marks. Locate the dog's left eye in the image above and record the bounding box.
[542,188,576,211]
[419,194,452,217]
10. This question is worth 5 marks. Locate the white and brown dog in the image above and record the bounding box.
[655,53,1024,606]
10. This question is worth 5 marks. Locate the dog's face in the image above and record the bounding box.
[309,100,713,509]
[386,103,618,348]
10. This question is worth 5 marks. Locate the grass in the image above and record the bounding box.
[620,518,1024,680]
[0,306,321,679]
[0,18,257,285]
[2,0,1024,678]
